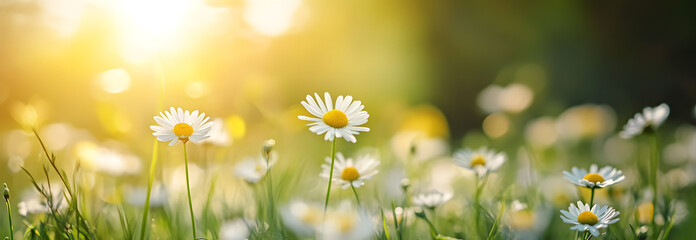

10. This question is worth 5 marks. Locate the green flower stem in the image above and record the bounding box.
[264,149,275,234]
[486,199,505,240]
[183,143,197,239]
[380,208,391,240]
[350,184,361,205]
[590,188,595,208]
[661,210,676,240]
[584,188,596,240]
[420,210,439,239]
[139,140,159,240]
[392,201,402,240]
[474,174,486,239]
[323,139,337,214]
[140,60,165,240]
[649,132,659,229]
[4,184,13,240]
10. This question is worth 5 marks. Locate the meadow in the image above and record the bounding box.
[1,0,695,239]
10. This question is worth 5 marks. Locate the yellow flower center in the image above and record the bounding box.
[583,173,605,184]
[323,110,349,128]
[300,208,321,225]
[335,213,356,233]
[510,210,535,230]
[470,155,486,167]
[173,123,194,137]
[637,202,654,224]
[255,162,266,173]
[577,211,599,225]
[341,167,360,181]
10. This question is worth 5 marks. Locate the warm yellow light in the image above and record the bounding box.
[112,0,194,62]
[244,0,302,36]
[185,81,209,99]
[98,68,131,93]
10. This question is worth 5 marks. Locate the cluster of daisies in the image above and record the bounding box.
[148,94,672,239]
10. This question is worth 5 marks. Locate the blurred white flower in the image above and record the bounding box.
[560,201,620,237]
[320,153,379,189]
[219,219,250,240]
[541,176,578,208]
[281,201,323,238]
[477,83,534,114]
[505,200,552,239]
[298,92,370,143]
[563,164,625,189]
[235,156,276,184]
[412,190,453,209]
[75,141,141,176]
[18,186,68,216]
[319,202,374,240]
[556,105,616,141]
[378,206,416,227]
[524,117,557,149]
[453,147,506,177]
[619,103,669,139]
[390,131,448,163]
[197,118,231,146]
[151,107,213,146]
[126,183,168,207]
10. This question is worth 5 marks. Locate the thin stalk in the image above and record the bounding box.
[380,208,390,240]
[474,174,485,239]
[649,132,659,233]
[183,143,197,239]
[140,59,165,240]
[392,201,402,240]
[139,140,159,240]
[350,185,361,205]
[486,199,505,240]
[32,129,73,198]
[323,139,337,214]
[421,211,439,239]
[264,150,275,234]
[4,187,14,240]
[590,188,595,208]
[661,211,676,240]
[583,188,596,240]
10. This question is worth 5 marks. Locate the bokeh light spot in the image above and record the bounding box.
[98,68,131,94]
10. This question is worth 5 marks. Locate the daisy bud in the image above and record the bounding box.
[636,226,648,240]
[400,178,411,192]
[3,183,8,202]
[263,139,276,155]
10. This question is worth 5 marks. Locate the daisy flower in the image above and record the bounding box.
[560,201,620,237]
[151,107,213,146]
[563,164,625,189]
[412,190,453,209]
[281,201,323,238]
[319,201,374,240]
[197,118,231,146]
[453,147,506,177]
[619,103,669,139]
[298,92,370,143]
[219,219,250,240]
[320,153,379,189]
[235,156,277,184]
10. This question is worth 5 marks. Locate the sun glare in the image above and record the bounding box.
[111,0,193,62]
[244,0,302,36]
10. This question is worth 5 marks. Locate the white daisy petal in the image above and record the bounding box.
[620,103,670,139]
[298,92,370,143]
[151,107,212,147]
